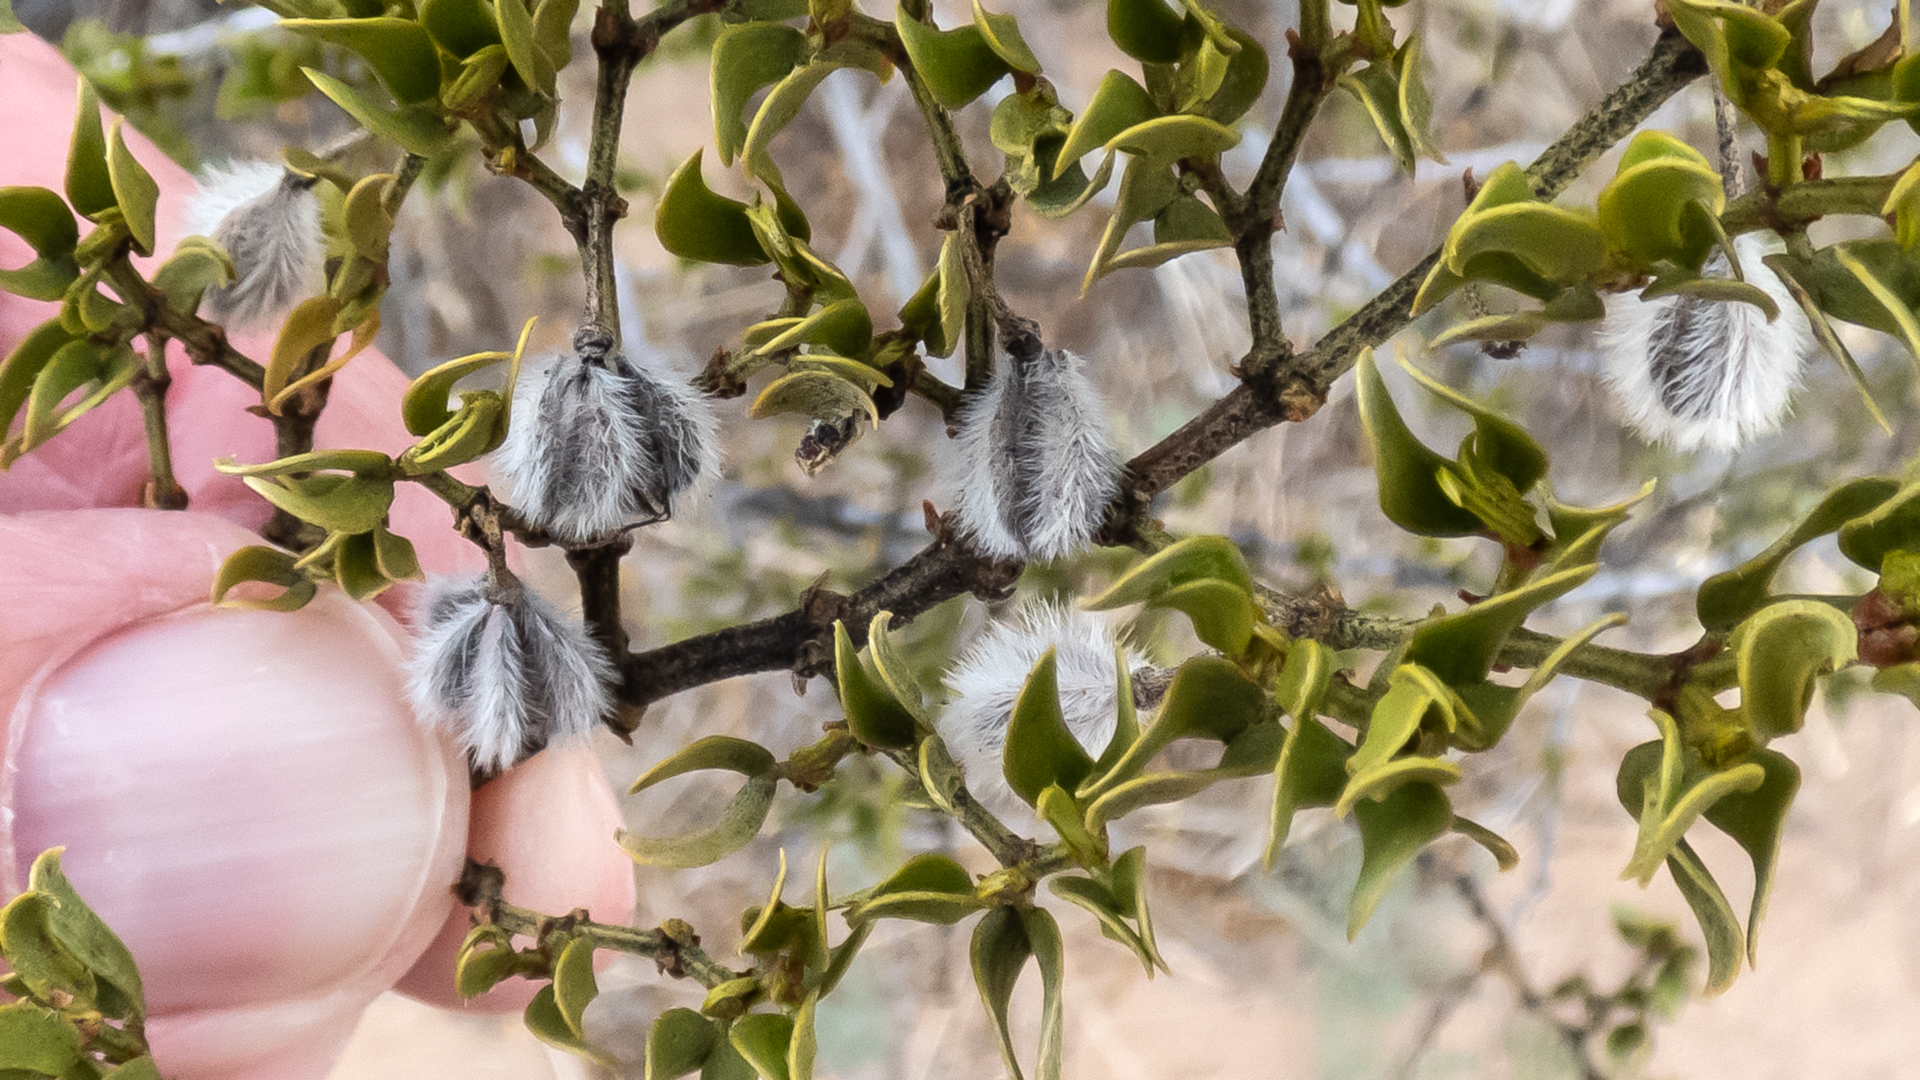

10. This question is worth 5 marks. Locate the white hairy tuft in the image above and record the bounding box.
[495,348,721,543]
[938,603,1142,817]
[1599,233,1812,453]
[186,161,323,329]
[406,577,616,774]
[943,348,1123,562]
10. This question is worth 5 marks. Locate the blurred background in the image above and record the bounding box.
[18,0,1920,1075]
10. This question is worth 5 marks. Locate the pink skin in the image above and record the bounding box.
[0,31,636,1077]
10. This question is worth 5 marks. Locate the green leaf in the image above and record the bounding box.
[648,1009,719,1080]
[21,338,102,453]
[0,0,22,33]
[552,936,599,1039]
[1446,201,1606,287]
[1452,816,1520,871]
[1617,733,1766,886]
[22,849,143,1020]
[525,983,609,1062]
[1700,748,1798,966]
[397,391,508,474]
[972,0,1039,73]
[1832,242,1920,365]
[1056,71,1159,177]
[865,611,931,724]
[0,1003,82,1076]
[210,545,317,611]
[1085,723,1283,830]
[1082,534,1253,609]
[532,0,579,71]
[712,24,806,166]
[787,992,818,1080]
[1395,354,1547,494]
[729,1012,795,1080]
[1003,649,1097,807]
[917,733,964,815]
[0,892,93,1005]
[1732,599,1855,741]
[216,448,395,478]
[0,186,81,301]
[894,13,1011,109]
[1392,33,1441,163]
[1403,562,1598,686]
[66,80,115,219]
[1091,642,1140,780]
[1154,576,1255,655]
[1663,0,1790,107]
[1355,350,1485,537]
[740,61,841,178]
[1105,0,1188,63]
[242,472,395,533]
[420,0,504,57]
[1047,875,1155,974]
[401,349,513,436]
[1023,907,1065,1080]
[304,68,453,157]
[831,621,918,748]
[1665,838,1745,996]
[1597,131,1725,271]
[444,43,513,109]
[740,852,800,954]
[655,149,769,267]
[496,0,553,97]
[1104,113,1240,162]
[1348,781,1453,939]
[1449,612,1627,752]
[1265,715,1352,866]
[454,925,520,998]
[1078,656,1263,801]
[1275,638,1334,722]
[1837,476,1920,571]
[0,320,78,439]
[630,735,777,794]
[618,774,778,868]
[151,236,235,315]
[971,908,1033,1080]
[1110,846,1167,973]
[751,299,873,359]
[282,18,442,104]
[748,370,877,425]
[702,1036,760,1080]
[1338,60,1415,172]
[105,118,158,255]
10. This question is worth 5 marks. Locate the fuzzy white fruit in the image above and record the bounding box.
[938,604,1142,817]
[185,160,324,329]
[944,348,1123,562]
[495,330,720,543]
[1599,233,1812,452]
[406,577,616,774]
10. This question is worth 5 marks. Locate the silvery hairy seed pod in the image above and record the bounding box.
[495,326,720,544]
[939,604,1145,816]
[185,160,324,329]
[944,346,1123,561]
[406,577,616,775]
[1599,233,1812,453]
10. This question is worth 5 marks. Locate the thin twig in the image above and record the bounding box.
[131,329,187,509]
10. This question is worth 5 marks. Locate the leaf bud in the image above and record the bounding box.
[185,161,324,329]
[495,326,720,543]
[406,576,616,775]
[943,346,1123,561]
